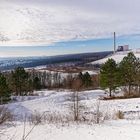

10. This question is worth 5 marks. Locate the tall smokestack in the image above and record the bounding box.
[114,32,116,53]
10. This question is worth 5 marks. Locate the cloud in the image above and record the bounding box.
[0,0,140,46]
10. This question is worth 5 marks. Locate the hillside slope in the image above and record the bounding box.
[91,49,140,64]
[1,89,140,140]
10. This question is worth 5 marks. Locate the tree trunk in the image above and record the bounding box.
[0,97,3,105]
[109,87,112,97]
[139,85,140,94]
[16,86,18,96]
[73,91,79,121]
[19,85,21,96]
[128,84,131,95]
[73,92,76,121]
[76,92,79,121]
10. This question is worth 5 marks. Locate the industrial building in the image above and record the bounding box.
[117,45,129,52]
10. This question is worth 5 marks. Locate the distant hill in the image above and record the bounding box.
[0,51,112,71]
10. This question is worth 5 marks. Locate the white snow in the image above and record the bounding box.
[91,50,140,65]
[82,70,98,75]
[1,89,140,140]
[2,120,140,140]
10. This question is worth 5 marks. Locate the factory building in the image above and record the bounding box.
[117,45,129,52]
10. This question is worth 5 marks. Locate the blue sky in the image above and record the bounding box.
[0,34,140,57]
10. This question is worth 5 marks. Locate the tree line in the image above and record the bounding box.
[0,67,96,103]
[1,52,138,103]
[0,67,42,103]
[100,52,140,97]
[0,52,140,102]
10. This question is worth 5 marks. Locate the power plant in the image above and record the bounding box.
[113,32,129,52]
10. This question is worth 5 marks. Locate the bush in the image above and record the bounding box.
[115,110,124,119]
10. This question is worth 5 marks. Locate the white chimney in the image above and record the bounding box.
[114,32,116,54]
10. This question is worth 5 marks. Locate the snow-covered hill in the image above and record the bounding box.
[91,49,140,65]
[1,89,140,140]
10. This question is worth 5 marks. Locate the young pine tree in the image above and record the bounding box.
[83,72,92,88]
[78,72,92,88]
[0,73,11,104]
[100,58,118,97]
[33,77,41,90]
[12,67,29,96]
[135,58,140,94]
[119,52,137,95]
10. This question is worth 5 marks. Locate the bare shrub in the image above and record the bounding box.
[28,111,74,126]
[89,100,105,124]
[22,111,48,140]
[103,111,111,121]
[69,91,88,122]
[0,106,13,125]
[28,111,47,125]
[70,91,80,121]
[114,110,124,119]
[95,101,102,123]
[45,112,73,125]
[70,78,85,122]
[82,101,107,124]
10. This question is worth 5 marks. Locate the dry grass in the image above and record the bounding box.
[0,106,14,125]
[114,110,124,119]
[27,111,75,126]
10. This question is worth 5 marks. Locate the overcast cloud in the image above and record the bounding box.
[0,0,140,46]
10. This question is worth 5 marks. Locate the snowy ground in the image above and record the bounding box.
[91,50,140,65]
[1,89,140,140]
[1,120,140,140]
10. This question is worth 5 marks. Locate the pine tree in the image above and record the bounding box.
[0,73,11,104]
[83,72,92,88]
[135,58,140,94]
[12,67,29,95]
[119,52,137,95]
[33,77,41,90]
[78,72,92,88]
[100,58,117,97]
[78,72,84,87]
